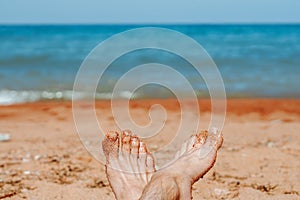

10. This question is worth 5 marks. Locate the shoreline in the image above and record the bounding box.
[1,98,300,116]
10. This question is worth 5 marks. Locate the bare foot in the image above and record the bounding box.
[139,128,223,200]
[102,130,156,200]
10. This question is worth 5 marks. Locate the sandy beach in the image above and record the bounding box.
[0,99,300,199]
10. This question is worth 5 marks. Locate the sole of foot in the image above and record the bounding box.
[102,130,156,200]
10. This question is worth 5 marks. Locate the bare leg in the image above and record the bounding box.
[102,130,156,200]
[139,128,223,200]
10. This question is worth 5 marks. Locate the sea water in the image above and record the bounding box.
[0,24,299,104]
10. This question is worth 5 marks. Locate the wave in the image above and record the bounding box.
[0,89,138,105]
[0,88,299,105]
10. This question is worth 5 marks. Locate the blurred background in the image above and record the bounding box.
[0,0,299,104]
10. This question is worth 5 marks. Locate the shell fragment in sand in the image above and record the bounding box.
[0,133,10,142]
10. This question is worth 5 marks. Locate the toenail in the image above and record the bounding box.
[107,131,119,140]
[131,138,139,146]
[122,130,131,136]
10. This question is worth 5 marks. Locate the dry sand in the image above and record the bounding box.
[0,99,299,199]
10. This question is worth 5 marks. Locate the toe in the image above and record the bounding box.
[196,128,222,158]
[146,154,155,173]
[208,128,223,148]
[122,129,132,137]
[131,136,140,155]
[186,134,197,150]
[102,131,120,164]
[137,141,147,174]
[106,131,119,141]
[198,130,208,144]
[139,141,147,153]
[217,134,223,149]
[121,130,132,153]
[190,131,207,149]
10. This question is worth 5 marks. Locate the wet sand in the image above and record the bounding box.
[0,99,300,199]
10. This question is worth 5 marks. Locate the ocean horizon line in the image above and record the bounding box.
[0,23,299,26]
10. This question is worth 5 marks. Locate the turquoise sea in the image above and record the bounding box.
[0,24,299,104]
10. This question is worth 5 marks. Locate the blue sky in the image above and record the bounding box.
[1,0,299,24]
